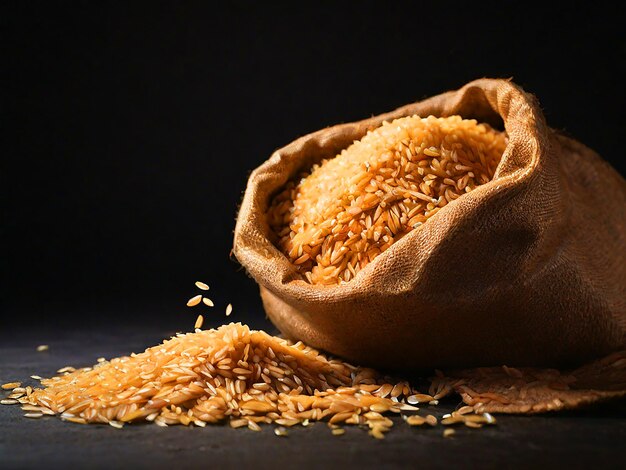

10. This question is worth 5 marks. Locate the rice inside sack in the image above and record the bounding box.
[268,115,507,285]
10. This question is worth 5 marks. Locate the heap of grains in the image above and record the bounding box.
[1,323,452,437]
[268,115,507,284]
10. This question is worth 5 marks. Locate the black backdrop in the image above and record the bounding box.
[3,2,625,330]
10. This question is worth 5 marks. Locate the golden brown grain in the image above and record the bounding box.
[2,382,20,390]
[425,414,438,426]
[186,295,202,307]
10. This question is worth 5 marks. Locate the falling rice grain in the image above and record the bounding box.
[195,281,210,291]
[186,295,202,307]
[443,428,456,438]
[202,298,214,307]
[226,304,233,316]
[36,345,49,352]
[194,315,204,330]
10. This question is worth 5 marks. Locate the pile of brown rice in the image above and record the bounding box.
[268,115,507,284]
[2,322,465,437]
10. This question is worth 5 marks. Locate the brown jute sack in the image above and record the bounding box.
[233,78,626,372]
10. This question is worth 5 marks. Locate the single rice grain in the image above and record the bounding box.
[187,295,202,307]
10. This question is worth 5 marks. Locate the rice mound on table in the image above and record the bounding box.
[10,323,428,433]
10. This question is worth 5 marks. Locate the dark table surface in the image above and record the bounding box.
[2,304,626,470]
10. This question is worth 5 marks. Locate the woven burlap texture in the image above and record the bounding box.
[233,78,626,373]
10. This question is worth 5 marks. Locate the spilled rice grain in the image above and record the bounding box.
[443,428,456,438]
[274,426,288,437]
[2,382,20,390]
[2,323,431,438]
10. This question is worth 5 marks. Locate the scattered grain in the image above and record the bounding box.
[443,428,456,438]
[406,415,426,426]
[274,426,288,437]
[2,382,20,390]
[195,281,210,291]
[425,415,437,426]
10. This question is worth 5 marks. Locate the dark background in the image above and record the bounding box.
[2,2,625,330]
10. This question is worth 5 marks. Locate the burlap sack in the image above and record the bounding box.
[233,78,626,372]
